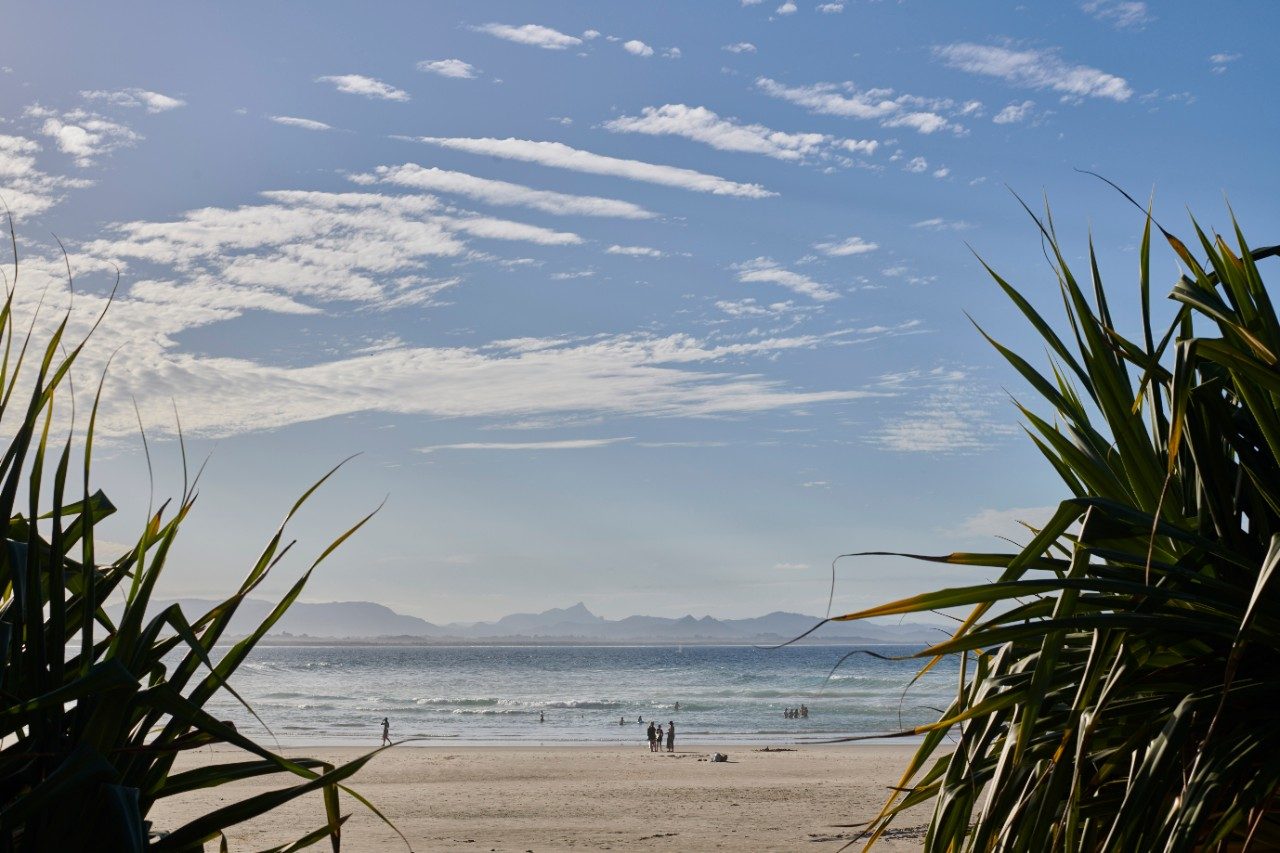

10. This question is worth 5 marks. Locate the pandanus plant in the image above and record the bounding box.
[834,199,1280,851]
[0,228,400,850]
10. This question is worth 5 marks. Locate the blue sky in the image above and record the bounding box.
[3,1,1277,622]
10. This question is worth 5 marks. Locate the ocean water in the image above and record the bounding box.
[202,645,958,746]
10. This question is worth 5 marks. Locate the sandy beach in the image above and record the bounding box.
[150,743,931,851]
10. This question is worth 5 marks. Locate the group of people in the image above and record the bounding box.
[645,720,676,752]
[784,705,809,719]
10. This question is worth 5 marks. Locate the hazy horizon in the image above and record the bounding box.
[4,2,1277,623]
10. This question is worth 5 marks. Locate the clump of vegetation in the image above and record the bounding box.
[838,203,1280,850]
[0,235,394,850]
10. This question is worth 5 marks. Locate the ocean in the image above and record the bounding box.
[204,644,958,746]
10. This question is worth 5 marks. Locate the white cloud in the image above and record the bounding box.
[473,23,582,50]
[723,42,757,53]
[932,166,950,179]
[1080,1,1152,29]
[882,112,951,134]
[417,59,479,79]
[912,217,973,231]
[78,189,584,314]
[903,156,928,173]
[1209,52,1241,74]
[813,235,878,256]
[735,257,840,301]
[354,164,656,219]
[838,138,879,155]
[755,77,957,134]
[935,43,1132,102]
[32,108,141,166]
[419,438,632,453]
[316,74,410,101]
[411,136,776,198]
[0,133,91,216]
[269,115,333,131]
[607,244,665,257]
[776,1,798,13]
[742,0,763,5]
[80,88,186,113]
[993,99,1036,124]
[623,39,654,57]
[816,2,844,11]
[604,104,832,162]
[32,299,878,441]
[715,297,799,318]
[662,47,682,60]
[582,29,601,40]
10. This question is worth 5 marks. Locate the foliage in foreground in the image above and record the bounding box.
[837,206,1280,850]
[0,245,393,850]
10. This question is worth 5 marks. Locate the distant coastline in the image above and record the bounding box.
[137,597,946,645]
[250,635,934,647]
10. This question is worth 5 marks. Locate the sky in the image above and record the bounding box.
[2,1,1278,623]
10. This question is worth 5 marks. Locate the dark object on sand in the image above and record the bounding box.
[711,753,729,763]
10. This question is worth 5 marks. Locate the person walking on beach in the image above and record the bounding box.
[666,721,675,752]
[646,721,657,751]
[381,717,390,746]
[656,724,664,751]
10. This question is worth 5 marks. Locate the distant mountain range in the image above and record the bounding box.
[135,599,945,645]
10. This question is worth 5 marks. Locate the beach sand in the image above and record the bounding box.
[151,743,931,851]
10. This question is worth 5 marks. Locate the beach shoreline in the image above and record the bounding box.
[152,743,931,851]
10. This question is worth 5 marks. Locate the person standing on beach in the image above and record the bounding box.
[381,717,390,745]
[666,721,675,752]
[646,721,657,751]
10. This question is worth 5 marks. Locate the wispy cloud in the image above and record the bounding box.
[912,217,973,231]
[1209,52,1241,74]
[952,505,1060,539]
[0,133,91,216]
[417,59,479,79]
[80,88,185,112]
[755,77,961,134]
[605,104,833,162]
[813,235,878,256]
[472,23,583,50]
[607,244,666,257]
[716,297,800,318]
[871,368,1016,453]
[353,164,657,219]
[816,2,844,11]
[269,115,332,132]
[27,106,140,166]
[1080,0,1153,30]
[776,1,798,14]
[723,42,757,53]
[410,136,776,198]
[419,438,633,453]
[316,74,410,101]
[935,43,1132,102]
[993,99,1036,124]
[735,257,840,301]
